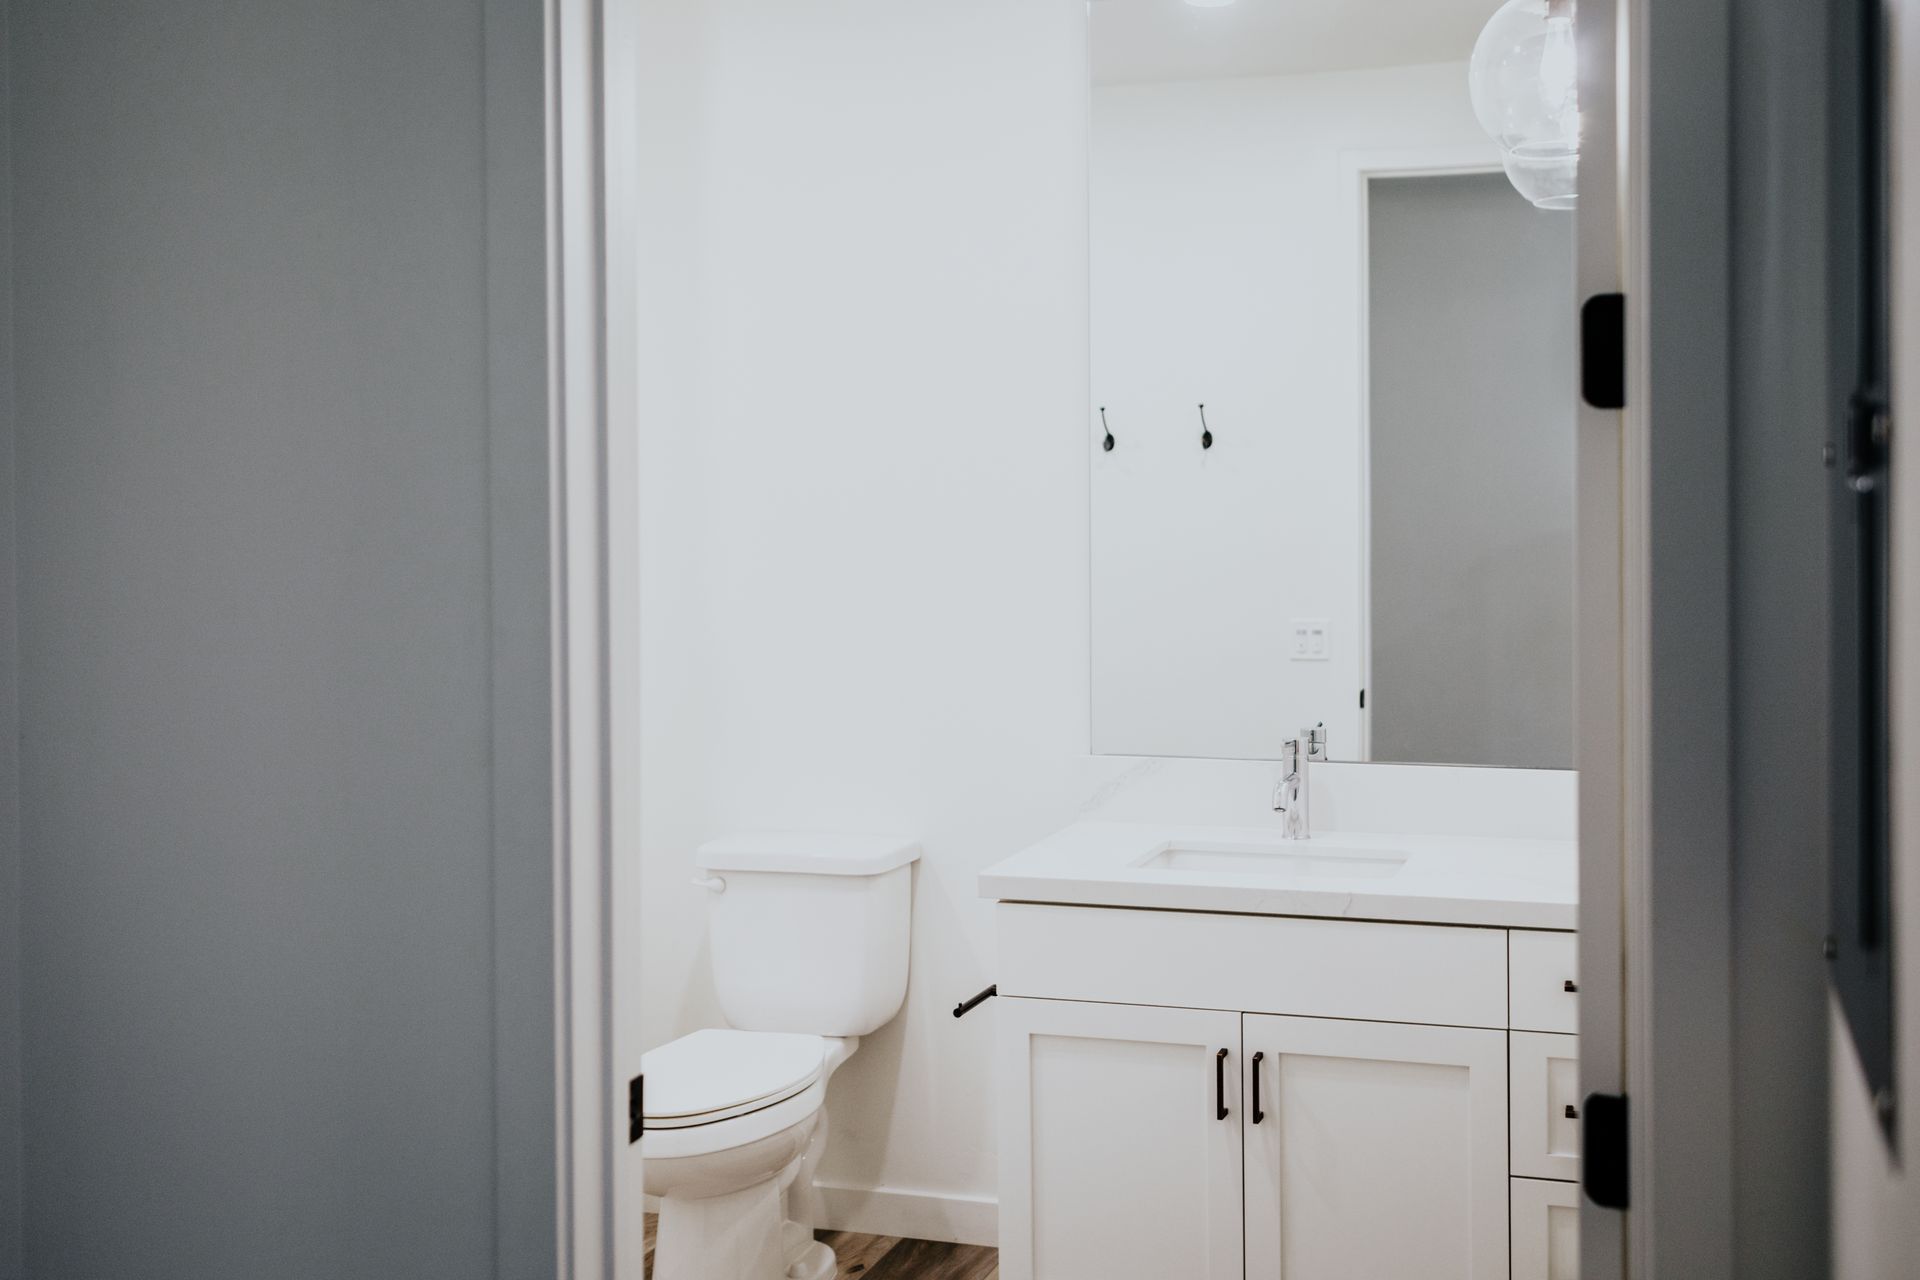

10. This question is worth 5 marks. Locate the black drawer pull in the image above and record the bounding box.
[1565,1103,1580,1120]
[1215,1048,1229,1121]
[1251,1051,1265,1124]
[1563,979,1579,993]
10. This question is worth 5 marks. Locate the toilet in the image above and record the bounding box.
[641,832,919,1280]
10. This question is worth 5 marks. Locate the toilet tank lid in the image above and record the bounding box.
[696,832,922,876]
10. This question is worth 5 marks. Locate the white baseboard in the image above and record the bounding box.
[816,1180,998,1248]
[644,1183,998,1249]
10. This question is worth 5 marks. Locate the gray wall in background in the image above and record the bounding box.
[6,2,553,1277]
[0,3,20,1274]
[1367,172,1576,768]
[1727,0,1831,1270]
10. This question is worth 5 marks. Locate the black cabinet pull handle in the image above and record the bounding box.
[1564,979,1579,993]
[1215,1048,1229,1121]
[1565,1103,1580,1120]
[1251,1051,1265,1124]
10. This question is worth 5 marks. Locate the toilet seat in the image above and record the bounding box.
[642,1078,827,1161]
[643,1028,825,1129]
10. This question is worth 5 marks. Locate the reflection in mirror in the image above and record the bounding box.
[1087,0,1576,768]
[1368,174,1574,767]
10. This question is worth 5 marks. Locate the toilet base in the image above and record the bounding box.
[654,1179,836,1280]
[648,1115,832,1280]
[653,1193,836,1280]
[782,1225,837,1280]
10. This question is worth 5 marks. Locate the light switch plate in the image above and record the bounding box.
[1290,618,1330,661]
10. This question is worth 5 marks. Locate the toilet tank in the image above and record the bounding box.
[695,833,920,1037]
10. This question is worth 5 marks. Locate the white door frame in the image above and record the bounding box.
[1575,0,1640,1270]
[547,0,639,1275]
[1574,0,1632,1271]
[1339,143,1502,761]
[540,1,1741,1275]
[1581,0,1741,1273]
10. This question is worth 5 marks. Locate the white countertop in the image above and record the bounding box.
[979,820,1577,930]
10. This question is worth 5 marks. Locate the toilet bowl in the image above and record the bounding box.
[643,1030,861,1280]
[641,834,919,1280]
[643,1030,854,1280]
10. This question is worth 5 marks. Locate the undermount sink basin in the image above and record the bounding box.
[1137,841,1408,879]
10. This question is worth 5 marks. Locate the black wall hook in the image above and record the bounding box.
[1099,407,1115,453]
[1198,403,1213,450]
[953,984,997,1018]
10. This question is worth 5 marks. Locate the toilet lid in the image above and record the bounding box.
[641,1029,825,1127]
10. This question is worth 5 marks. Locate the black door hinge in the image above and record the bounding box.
[628,1074,644,1144]
[1581,293,1627,410]
[1581,1091,1629,1209]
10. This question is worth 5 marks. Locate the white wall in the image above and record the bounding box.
[1088,64,1488,761]
[633,1,1575,1244]
[635,0,1099,1238]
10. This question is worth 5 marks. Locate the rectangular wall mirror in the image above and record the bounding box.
[1087,0,1577,769]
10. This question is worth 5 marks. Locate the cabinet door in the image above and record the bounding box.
[1511,1178,1581,1280]
[1243,1014,1507,1280]
[997,997,1243,1280]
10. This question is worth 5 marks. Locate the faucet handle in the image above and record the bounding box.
[1301,723,1328,761]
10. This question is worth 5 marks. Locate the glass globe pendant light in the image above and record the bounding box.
[1468,0,1579,210]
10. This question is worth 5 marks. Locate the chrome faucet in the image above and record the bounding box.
[1273,724,1326,839]
[1274,739,1307,838]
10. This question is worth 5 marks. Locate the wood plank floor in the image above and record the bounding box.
[643,1214,998,1279]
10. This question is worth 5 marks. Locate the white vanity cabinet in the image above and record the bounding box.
[992,903,1582,1280]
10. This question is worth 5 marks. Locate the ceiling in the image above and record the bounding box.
[1090,0,1498,85]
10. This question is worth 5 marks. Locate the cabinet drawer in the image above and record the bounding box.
[1511,1178,1580,1280]
[1510,930,1579,1032]
[996,903,1507,1028]
[1511,1031,1581,1181]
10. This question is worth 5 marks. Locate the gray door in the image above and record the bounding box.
[0,3,555,1276]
